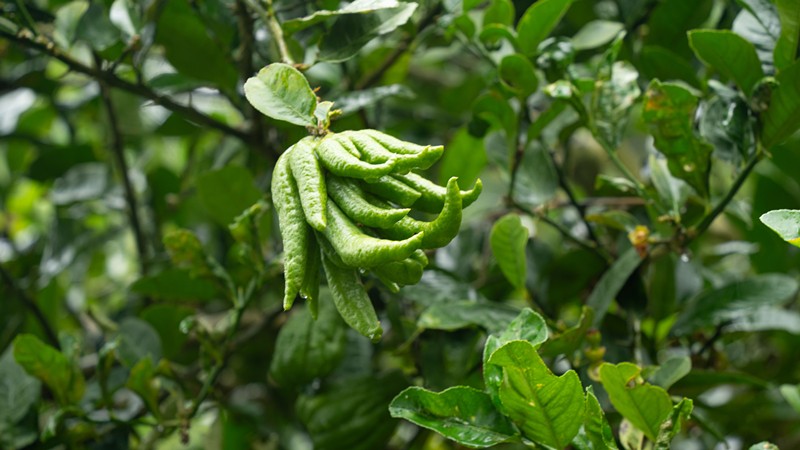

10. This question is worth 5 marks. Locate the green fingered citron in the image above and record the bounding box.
[289,137,327,231]
[327,175,410,228]
[361,175,422,207]
[380,177,464,249]
[394,172,483,213]
[322,200,425,268]
[322,254,383,341]
[270,126,481,341]
[271,148,309,310]
[315,136,396,179]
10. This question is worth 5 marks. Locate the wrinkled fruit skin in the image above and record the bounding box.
[272,129,482,339]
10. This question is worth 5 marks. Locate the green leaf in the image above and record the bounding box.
[318,2,418,62]
[654,399,693,449]
[126,357,160,416]
[439,128,487,188]
[540,306,594,358]
[418,301,521,333]
[639,46,702,89]
[572,20,624,51]
[648,356,691,390]
[389,386,519,448]
[116,318,163,367]
[572,386,619,450]
[488,340,585,448]
[642,80,712,196]
[196,166,263,227]
[688,30,765,94]
[483,309,549,411]
[13,334,85,405]
[75,2,121,51]
[0,349,40,425]
[244,63,318,127]
[672,274,799,335]
[296,371,407,450]
[697,94,755,165]
[155,0,238,90]
[498,54,538,97]
[51,163,109,205]
[483,0,515,27]
[141,304,194,360]
[733,0,780,73]
[131,269,220,302]
[775,0,800,70]
[749,442,780,450]
[516,0,573,56]
[164,229,211,277]
[779,384,800,414]
[599,362,672,441]
[269,293,347,387]
[592,61,641,149]
[759,209,800,247]
[335,84,414,116]
[587,248,643,326]
[649,156,689,220]
[761,60,800,148]
[490,214,528,288]
[282,0,407,34]
[512,140,558,208]
[724,307,800,334]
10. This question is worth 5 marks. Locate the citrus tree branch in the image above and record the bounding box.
[0,30,252,143]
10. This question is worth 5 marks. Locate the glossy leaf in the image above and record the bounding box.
[599,362,672,441]
[688,30,765,94]
[642,80,712,196]
[0,349,40,425]
[648,356,691,390]
[761,60,800,148]
[653,399,693,449]
[572,20,624,51]
[490,214,528,288]
[296,371,406,450]
[155,0,237,89]
[319,2,418,62]
[540,306,594,358]
[697,94,754,165]
[196,166,263,227]
[498,54,538,97]
[282,0,406,34]
[572,386,619,450]
[779,384,800,414]
[733,0,780,74]
[269,293,347,387]
[13,335,85,405]
[439,128,487,187]
[417,301,521,333]
[488,340,585,449]
[749,443,780,450]
[516,0,573,56]
[389,386,518,448]
[512,140,558,208]
[775,0,800,70]
[116,318,163,367]
[672,274,799,335]
[592,61,641,149]
[244,63,318,127]
[587,248,643,327]
[759,209,800,247]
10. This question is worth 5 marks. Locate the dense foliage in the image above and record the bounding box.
[1,0,800,449]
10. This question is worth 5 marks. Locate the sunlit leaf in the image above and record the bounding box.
[244,63,318,127]
[13,335,85,405]
[490,214,528,288]
[599,362,672,441]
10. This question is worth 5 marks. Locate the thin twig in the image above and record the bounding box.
[512,200,611,263]
[355,4,442,90]
[263,0,295,64]
[551,142,601,245]
[0,30,251,143]
[0,264,61,349]
[95,55,151,278]
[688,153,761,243]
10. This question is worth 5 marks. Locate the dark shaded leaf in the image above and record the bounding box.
[587,248,642,326]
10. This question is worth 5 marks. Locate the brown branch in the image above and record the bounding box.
[95,54,151,278]
[0,30,252,143]
[0,263,61,349]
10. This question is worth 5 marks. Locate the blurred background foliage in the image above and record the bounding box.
[0,0,799,448]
